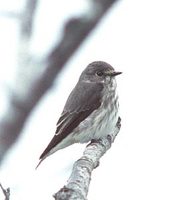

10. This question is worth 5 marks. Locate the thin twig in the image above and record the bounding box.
[0,183,10,200]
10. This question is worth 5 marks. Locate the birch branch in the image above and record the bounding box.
[0,0,119,165]
[54,117,121,200]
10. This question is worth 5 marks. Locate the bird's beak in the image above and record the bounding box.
[110,71,122,76]
[105,70,122,77]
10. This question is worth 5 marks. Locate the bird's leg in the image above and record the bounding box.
[117,116,121,128]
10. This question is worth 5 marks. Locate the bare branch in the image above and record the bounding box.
[0,11,21,19]
[0,0,119,164]
[20,0,38,38]
[0,183,10,200]
[54,117,121,200]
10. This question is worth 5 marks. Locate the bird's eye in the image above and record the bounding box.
[96,71,103,76]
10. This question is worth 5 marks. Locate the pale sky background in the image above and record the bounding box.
[0,0,184,200]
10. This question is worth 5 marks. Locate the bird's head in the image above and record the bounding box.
[79,61,122,84]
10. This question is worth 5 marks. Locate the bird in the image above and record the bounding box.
[36,61,122,168]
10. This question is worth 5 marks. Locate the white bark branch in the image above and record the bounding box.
[54,117,121,200]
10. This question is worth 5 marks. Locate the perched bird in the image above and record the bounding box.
[36,61,122,168]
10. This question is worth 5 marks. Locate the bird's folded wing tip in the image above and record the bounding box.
[35,159,43,170]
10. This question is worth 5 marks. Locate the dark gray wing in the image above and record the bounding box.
[39,81,103,159]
